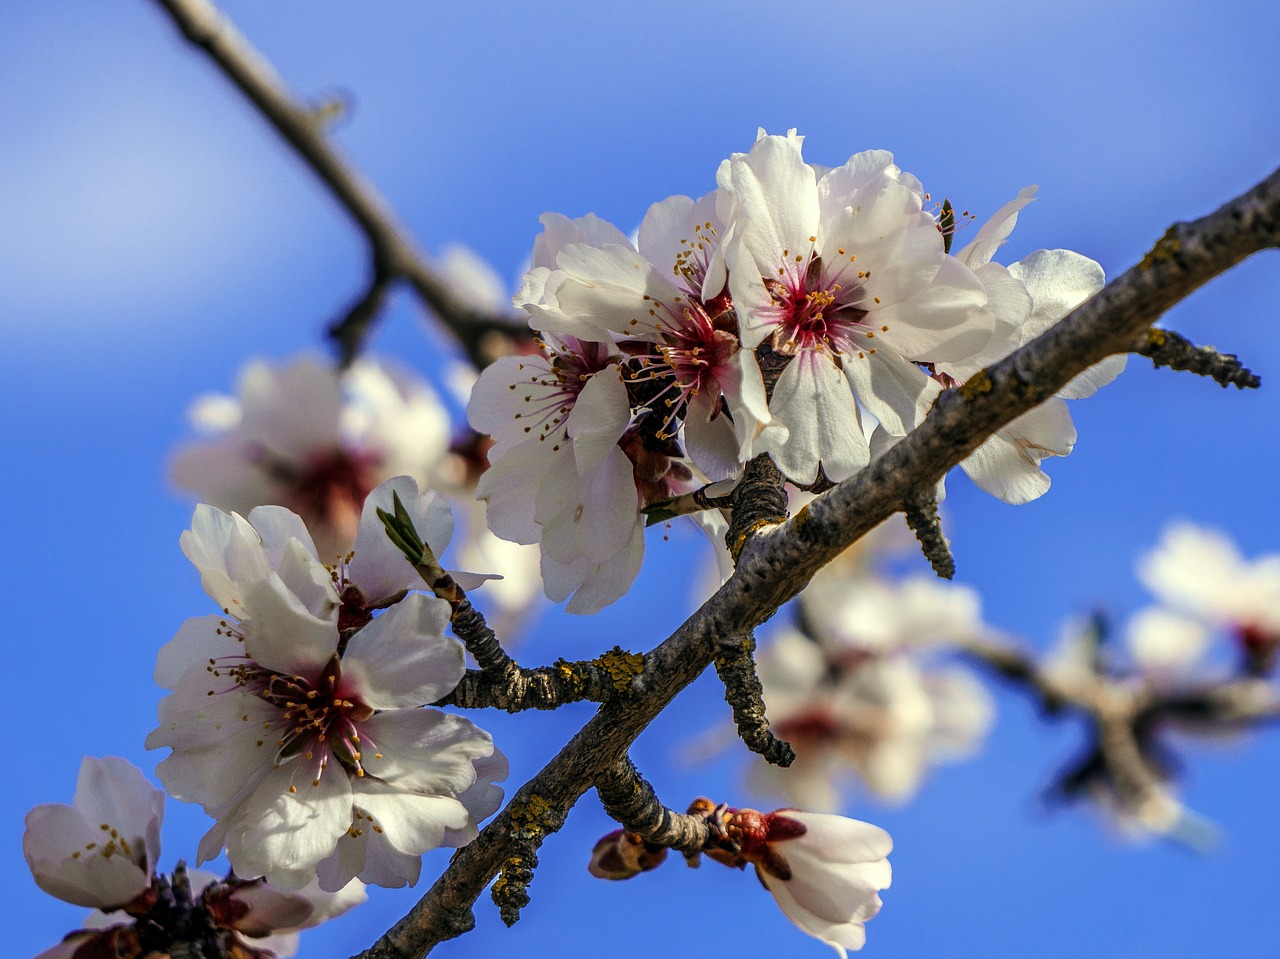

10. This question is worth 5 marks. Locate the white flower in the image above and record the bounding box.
[936,191,1124,504]
[171,356,450,560]
[1139,522,1280,642]
[756,630,993,806]
[38,872,368,959]
[728,808,892,956]
[718,131,993,484]
[515,201,776,478]
[148,480,504,891]
[468,334,650,613]
[24,757,164,911]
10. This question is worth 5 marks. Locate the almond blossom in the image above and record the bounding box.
[515,200,776,479]
[27,758,366,959]
[468,329,656,614]
[147,478,505,891]
[172,356,450,560]
[707,807,892,956]
[1136,522,1280,671]
[38,871,367,959]
[750,567,995,808]
[24,756,163,912]
[718,130,994,484]
[928,189,1125,503]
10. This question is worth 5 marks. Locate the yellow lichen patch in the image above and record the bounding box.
[509,795,554,839]
[594,648,645,691]
[714,636,754,672]
[1138,226,1181,271]
[553,659,587,693]
[1146,328,1168,349]
[729,518,777,562]
[958,370,993,399]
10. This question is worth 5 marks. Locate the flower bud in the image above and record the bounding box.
[587,829,668,880]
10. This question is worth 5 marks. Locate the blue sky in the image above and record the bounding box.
[4,1,1279,956]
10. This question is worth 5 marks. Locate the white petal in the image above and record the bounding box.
[241,574,339,679]
[765,353,868,484]
[223,765,354,890]
[340,595,463,708]
[959,398,1076,504]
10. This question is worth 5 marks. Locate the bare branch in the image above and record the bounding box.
[596,759,714,856]
[1136,327,1262,389]
[350,168,1280,959]
[714,631,795,767]
[150,0,528,367]
[903,488,955,579]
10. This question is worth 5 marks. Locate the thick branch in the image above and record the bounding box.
[151,0,527,366]
[352,169,1280,959]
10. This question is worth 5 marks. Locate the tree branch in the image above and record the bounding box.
[350,168,1280,958]
[150,0,528,367]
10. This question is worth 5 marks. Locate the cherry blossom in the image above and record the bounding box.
[717,130,993,484]
[148,481,504,891]
[172,356,450,560]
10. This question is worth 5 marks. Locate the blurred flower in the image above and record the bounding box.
[1137,522,1280,671]
[172,356,450,560]
[24,756,163,911]
[756,629,993,807]
[746,561,995,808]
[148,479,504,891]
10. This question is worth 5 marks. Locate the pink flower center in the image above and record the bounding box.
[211,646,375,785]
[765,251,874,358]
[511,336,616,449]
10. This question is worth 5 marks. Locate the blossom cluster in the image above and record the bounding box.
[146,476,507,892]
[747,525,997,809]
[470,130,1123,613]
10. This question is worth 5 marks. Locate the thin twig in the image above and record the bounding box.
[151,0,528,367]
[1137,327,1262,389]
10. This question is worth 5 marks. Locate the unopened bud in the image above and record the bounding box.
[587,829,668,880]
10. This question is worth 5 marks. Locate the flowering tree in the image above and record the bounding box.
[13,1,1280,958]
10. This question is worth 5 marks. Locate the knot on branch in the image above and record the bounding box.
[903,488,955,579]
[725,455,789,562]
[714,632,795,767]
[1138,328,1261,389]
